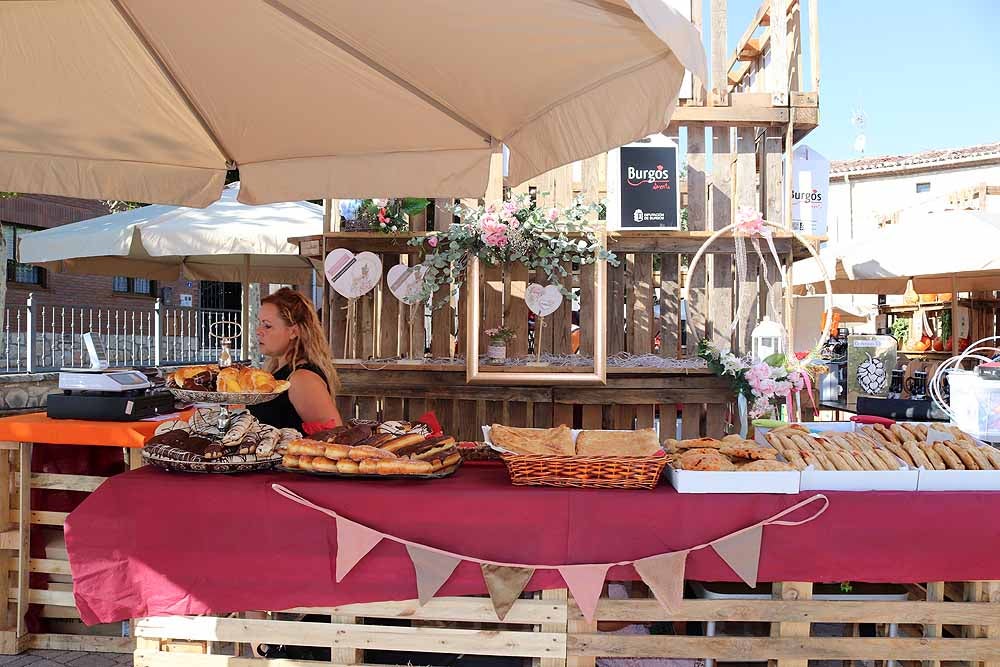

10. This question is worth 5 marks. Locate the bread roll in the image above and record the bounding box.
[336,459,360,473]
[324,443,352,459]
[288,439,327,457]
[282,454,299,468]
[298,456,316,471]
[358,459,379,474]
[348,445,397,461]
[217,366,243,393]
[313,456,339,472]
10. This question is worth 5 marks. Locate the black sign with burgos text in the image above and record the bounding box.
[619,145,678,229]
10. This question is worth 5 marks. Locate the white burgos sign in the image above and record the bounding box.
[791,145,829,236]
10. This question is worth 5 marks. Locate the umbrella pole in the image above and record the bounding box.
[242,254,250,361]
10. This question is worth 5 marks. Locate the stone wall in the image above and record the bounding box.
[0,372,60,413]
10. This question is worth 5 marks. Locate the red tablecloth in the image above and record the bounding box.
[66,464,1000,625]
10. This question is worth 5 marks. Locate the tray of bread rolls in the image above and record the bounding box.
[483,424,669,489]
[279,419,463,479]
[142,406,299,473]
[166,364,290,405]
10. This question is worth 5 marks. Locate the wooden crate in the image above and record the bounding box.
[131,581,1000,667]
[0,441,140,655]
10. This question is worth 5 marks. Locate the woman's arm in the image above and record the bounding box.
[288,368,342,426]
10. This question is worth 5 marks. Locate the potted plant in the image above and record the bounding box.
[484,326,516,364]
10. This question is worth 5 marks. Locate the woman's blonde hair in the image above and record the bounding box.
[260,288,339,393]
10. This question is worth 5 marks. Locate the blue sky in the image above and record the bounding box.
[718,0,1000,160]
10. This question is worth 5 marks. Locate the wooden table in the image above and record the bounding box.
[0,411,180,656]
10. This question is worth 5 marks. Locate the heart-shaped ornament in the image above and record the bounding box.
[525,283,562,317]
[324,249,382,299]
[386,264,428,305]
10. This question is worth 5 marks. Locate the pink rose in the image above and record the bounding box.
[547,207,560,223]
[501,201,518,221]
[480,219,509,248]
[756,378,777,396]
[736,206,764,235]
[427,235,439,248]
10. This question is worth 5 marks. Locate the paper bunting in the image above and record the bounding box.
[481,564,535,621]
[559,564,611,621]
[633,550,688,614]
[711,525,763,587]
[272,484,828,612]
[335,518,384,583]
[407,545,461,605]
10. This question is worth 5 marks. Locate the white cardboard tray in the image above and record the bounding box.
[755,422,918,492]
[667,465,800,494]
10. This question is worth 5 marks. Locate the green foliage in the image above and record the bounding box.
[891,317,910,346]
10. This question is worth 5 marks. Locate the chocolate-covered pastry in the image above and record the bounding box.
[311,426,349,442]
[182,369,216,392]
[334,424,374,446]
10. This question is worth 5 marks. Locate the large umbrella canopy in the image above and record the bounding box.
[793,210,1000,295]
[18,183,320,285]
[0,0,706,207]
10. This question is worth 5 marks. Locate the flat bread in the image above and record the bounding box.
[575,429,661,457]
[490,424,574,456]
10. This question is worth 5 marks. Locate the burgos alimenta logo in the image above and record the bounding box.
[626,164,672,191]
[792,188,823,207]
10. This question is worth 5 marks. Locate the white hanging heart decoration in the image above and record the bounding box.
[386,264,428,305]
[324,249,382,299]
[525,283,562,317]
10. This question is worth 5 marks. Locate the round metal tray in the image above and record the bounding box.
[276,461,461,480]
[168,387,286,405]
[143,450,283,474]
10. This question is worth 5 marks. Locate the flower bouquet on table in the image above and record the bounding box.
[339,198,430,233]
[407,194,616,308]
[698,340,822,424]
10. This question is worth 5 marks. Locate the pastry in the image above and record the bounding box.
[358,433,396,448]
[323,443,352,459]
[348,445,398,461]
[574,429,661,456]
[248,368,277,393]
[428,451,462,471]
[216,366,243,393]
[276,428,300,454]
[287,439,328,457]
[918,442,946,470]
[409,437,458,461]
[254,426,281,458]
[281,454,300,468]
[336,459,360,474]
[380,433,430,454]
[358,459,379,474]
[675,437,723,450]
[313,456,339,472]
[719,441,778,461]
[675,449,735,471]
[377,420,431,437]
[982,445,1000,469]
[932,442,965,470]
[489,424,574,456]
[298,456,316,471]
[738,460,793,472]
[311,426,349,443]
[221,411,254,448]
[332,424,375,446]
[154,419,190,436]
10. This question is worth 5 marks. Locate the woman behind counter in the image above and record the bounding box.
[248,288,342,433]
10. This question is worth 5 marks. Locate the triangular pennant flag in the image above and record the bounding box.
[481,564,535,621]
[559,564,610,622]
[633,550,688,614]
[335,517,384,583]
[711,525,763,587]
[406,545,461,606]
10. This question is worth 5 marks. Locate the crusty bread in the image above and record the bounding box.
[575,428,661,456]
[489,424,574,456]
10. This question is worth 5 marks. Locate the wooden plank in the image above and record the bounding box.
[27,633,134,653]
[659,253,680,357]
[293,597,566,625]
[710,126,734,349]
[0,452,9,630]
[553,387,727,406]
[985,581,1000,667]
[710,0,728,100]
[355,397,378,422]
[22,472,105,493]
[15,444,29,638]
[635,405,655,430]
[735,126,758,352]
[550,263,573,355]
[507,263,530,358]
[581,405,602,430]
[454,399,479,442]
[134,653,338,667]
[690,0,706,104]
[705,403,728,438]
[430,283,453,359]
[407,397,428,422]
[378,254,401,359]
[552,404,574,429]
[681,404,702,438]
[8,510,68,527]
[771,581,813,667]
[924,581,945,667]
[659,404,678,441]
[685,124,708,350]
[481,264,504,354]
[540,589,570,667]
[607,261,626,354]
[136,616,566,660]
[769,0,789,99]
[6,558,71,576]
[568,635,1000,660]
[381,397,404,421]
[626,254,653,354]
[579,263,596,357]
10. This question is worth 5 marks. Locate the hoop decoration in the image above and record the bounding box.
[208,320,243,342]
[680,214,834,359]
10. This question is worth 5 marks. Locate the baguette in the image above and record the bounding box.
[932,442,964,470]
[918,442,946,470]
[903,440,933,469]
[944,440,979,470]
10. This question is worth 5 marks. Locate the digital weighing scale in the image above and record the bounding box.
[47,333,175,421]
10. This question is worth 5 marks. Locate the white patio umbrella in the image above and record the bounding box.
[0,0,706,207]
[793,210,1000,295]
[18,183,322,357]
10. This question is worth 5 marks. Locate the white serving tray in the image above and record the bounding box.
[667,465,800,494]
[755,421,918,492]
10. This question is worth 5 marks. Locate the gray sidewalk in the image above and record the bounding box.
[0,651,131,666]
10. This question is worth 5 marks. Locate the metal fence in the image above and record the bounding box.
[0,294,247,373]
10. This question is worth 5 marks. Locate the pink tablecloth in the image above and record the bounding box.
[66,464,1000,625]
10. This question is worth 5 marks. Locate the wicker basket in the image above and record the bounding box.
[500,453,670,489]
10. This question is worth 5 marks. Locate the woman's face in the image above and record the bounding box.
[256,302,299,358]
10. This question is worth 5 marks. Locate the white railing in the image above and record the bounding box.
[0,294,247,373]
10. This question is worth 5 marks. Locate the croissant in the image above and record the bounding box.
[248,368,277,393]
[171,365,218,387]
[216,366,243,393]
